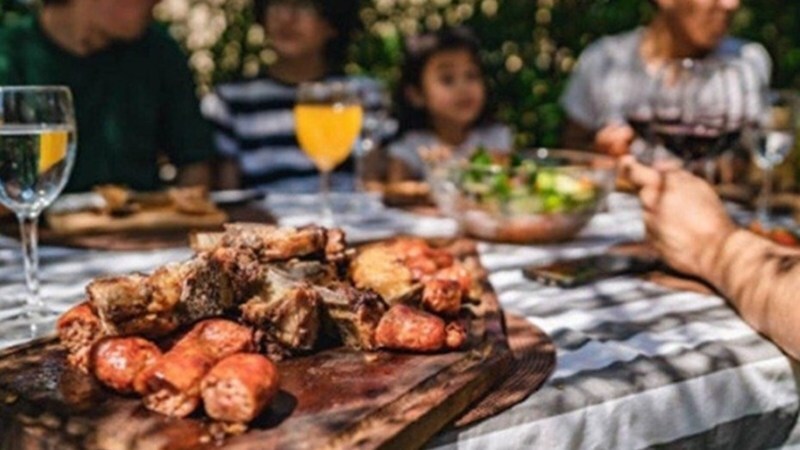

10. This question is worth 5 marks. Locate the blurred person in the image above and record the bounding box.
[386,27,512,182]
[560,0,771,160]
[0,0,214,192]
[624,155,800,360]
[202,0,385,192]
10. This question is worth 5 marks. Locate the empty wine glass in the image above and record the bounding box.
[650,58,749,175]
[0,86,77,337]
[744,90,798,227]
[355,79,394,192]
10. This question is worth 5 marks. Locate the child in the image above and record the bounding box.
[202,0,384,192]
[388,27,512,182]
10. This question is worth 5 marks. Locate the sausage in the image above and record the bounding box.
[375,304,447,352]
[201,353,280,423]
[136,345,215,417]
[421,279,462,316]
[91,337,162,394]
[173,318,256,358]
[57,302,105,372]
[135,319,254,417]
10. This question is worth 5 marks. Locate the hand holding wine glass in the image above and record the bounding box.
[0,86,77,337]
[294,81,363,226]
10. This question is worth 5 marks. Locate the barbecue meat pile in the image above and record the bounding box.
[57,224,483,428]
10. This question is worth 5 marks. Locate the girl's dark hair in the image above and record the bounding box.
[254,0,362,71]
[394,26,496,135]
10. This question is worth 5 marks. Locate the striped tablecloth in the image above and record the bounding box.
[0,194,797,449]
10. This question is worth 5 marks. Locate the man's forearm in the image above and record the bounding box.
[705,229,800,359]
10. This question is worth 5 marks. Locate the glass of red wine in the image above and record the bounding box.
[623,76,659,165]
[650,58,749,175]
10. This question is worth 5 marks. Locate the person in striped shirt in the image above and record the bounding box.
[624,155,800,361]
[201,0,384,193]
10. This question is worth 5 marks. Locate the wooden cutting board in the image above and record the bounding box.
[0,288,515,450]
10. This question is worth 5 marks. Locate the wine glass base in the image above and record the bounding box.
[0,306,60,348]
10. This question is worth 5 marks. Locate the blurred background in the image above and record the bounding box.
[2,0,799,150]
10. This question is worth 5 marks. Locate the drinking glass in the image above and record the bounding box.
[744,90,798,227]
[0,86,77,335]
[650,58,749,175]
[623,74,658,165]
[295,81,363,226]
[355,80,394,192]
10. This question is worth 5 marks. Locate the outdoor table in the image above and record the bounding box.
[0,193,798,449]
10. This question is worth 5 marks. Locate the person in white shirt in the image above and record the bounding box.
[387,27,513,182]
[561,0,770,159]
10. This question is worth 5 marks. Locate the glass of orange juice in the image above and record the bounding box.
[295,81,363,225]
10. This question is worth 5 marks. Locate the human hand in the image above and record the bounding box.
[620,156,737,278]
[594,124,635,157]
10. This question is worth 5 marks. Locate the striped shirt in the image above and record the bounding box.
[202,74,386,192]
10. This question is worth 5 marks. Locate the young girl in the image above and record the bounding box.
[388,27,512,181]
[202,0,384,192]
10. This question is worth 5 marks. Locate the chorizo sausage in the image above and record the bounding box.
[91,337,162,394]
[375,304,447,352]
[201,353,280,423]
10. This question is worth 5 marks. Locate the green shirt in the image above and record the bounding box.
[0,17,214,192]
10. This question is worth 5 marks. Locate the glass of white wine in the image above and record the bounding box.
[295,81,363,226]
[0,86,77,337]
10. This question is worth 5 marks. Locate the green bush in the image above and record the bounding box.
[4,0,799,149]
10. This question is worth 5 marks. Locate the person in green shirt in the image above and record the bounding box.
[0,0,214,192]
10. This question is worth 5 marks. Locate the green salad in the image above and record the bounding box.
[456,148,599,214]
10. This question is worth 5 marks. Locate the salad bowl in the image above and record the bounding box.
[427,148,617,243]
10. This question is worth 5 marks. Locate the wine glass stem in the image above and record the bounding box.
[17,213,42,315]
[320,169,334,227]
[758,165,774,227]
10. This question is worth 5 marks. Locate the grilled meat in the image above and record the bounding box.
[421,279,462,316]
[445,321,467,349]
[316,284,387,351]
[135,319,254,417]
[91,337,162,393]
[375,304,448,352]
[240,269,321,352]
[201,353,280,423]
[88,255,237,338]
[349,244,420,305]
[57,302,105,372]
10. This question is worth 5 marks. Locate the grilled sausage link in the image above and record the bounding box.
[91,337,162,393]
[135,319,254,417]
[201,353,280,423]
[375,304,447,352]
[57,302,105,372]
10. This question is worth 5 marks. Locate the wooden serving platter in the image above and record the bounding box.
[0,288,513,450]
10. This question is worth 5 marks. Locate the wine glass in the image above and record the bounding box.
[622,72,658,164]
[744,90,798,227]
[294,81,363,226]
[0,86,77,337]
[650,58,748,176]
[355,79,393,192]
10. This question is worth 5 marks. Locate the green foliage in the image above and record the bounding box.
[3,0,799,148]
